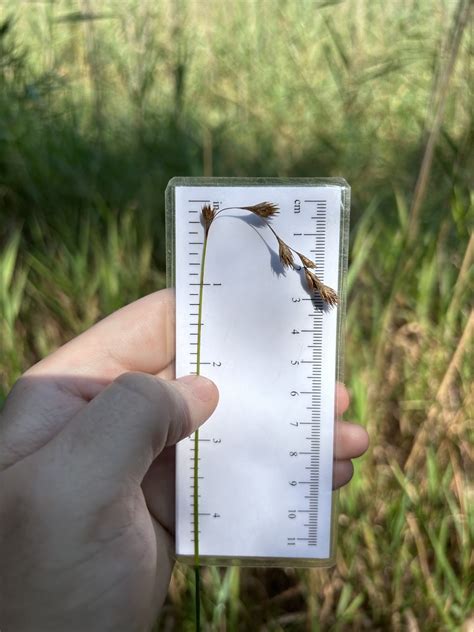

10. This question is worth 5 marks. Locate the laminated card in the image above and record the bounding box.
[166,177,350,567]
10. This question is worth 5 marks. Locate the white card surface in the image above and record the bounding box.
[174,185,342,560]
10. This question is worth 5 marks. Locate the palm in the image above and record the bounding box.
[0,289,366,630]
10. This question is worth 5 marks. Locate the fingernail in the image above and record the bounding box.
[177,375,216,402]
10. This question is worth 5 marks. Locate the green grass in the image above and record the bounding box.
[1,0,473,629]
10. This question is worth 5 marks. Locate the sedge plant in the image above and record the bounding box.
[192,201,338,630]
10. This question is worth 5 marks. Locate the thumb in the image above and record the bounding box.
[59,372,219,483]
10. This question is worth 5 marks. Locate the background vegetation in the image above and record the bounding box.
[0,0,472,629]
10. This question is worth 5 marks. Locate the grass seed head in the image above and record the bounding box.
[201,203,215,234]
[240,202,279,218]
[304,267,318,291]
[318,284,339,307]
[297,252,316,268]
[304,268,339,307]
[278,238,295,269]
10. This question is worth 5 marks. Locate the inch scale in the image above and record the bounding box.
[173,183,344,564]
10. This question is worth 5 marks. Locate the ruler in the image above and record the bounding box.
[172,182,346,564]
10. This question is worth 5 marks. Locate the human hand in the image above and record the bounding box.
[0,289,367,632]
[0,289,217,631]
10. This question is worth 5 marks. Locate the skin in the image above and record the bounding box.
[0,289,368,632]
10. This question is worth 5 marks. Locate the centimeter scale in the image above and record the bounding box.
[166,177,350,567]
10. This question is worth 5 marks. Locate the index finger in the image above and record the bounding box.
[336,382,350,416]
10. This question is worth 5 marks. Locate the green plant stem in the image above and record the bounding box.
[194,566,201,632]
[193,227,209,632]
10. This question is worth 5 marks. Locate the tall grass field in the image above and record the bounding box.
[0,0,472,630]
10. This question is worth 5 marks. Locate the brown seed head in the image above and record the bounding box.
[277,238,295,269]
[318,284,339,307]
[201,204,215,234]
[304,268,318,292]
[297,252,316,268]
[240,202,279,218]
[304,268,339,307]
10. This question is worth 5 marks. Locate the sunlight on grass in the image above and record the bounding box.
[0,0,472,629]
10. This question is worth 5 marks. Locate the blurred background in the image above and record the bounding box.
[0,0,472,630]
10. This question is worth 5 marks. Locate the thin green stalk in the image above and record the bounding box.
[193,227,209,631]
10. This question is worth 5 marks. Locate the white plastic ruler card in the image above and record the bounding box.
[173,184,344,562]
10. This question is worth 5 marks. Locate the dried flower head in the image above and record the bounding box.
[297,252,316,269]
[199,199,337,307]
[304,267,318,291]
[201,204,215,235]
[240,202,279,218]
[277,238,295,269]
[304,268,339,307]
[318,284,339,307]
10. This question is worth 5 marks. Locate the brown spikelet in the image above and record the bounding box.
[240,202,279,218]
[297,252,316,268]
[304,268,339,307]
[277,238,295,269]
[318,284,339,307]
[304,268,318,291]
[201,204,215,235]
